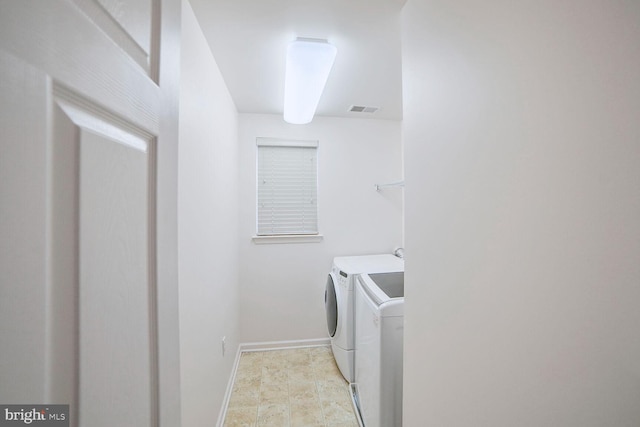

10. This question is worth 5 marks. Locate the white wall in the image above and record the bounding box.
[402,1,640,426]
[238,114,403,343]
[179,1,240,425]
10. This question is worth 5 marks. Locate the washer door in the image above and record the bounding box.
[325,274,338,337]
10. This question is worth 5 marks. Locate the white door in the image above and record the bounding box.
[0,2,181,426]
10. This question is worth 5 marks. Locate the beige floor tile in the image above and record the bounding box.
[310,346,335,363]
[262,350,291,368]
[240,351,264,363]
[311,355,333,367]
[288,365,316,383]
[224,406,258,427]
[234,374,262,390]
[259,382,289,405]
[317,380,350,402]
[313,361,344,381]
[239,353,264,371]
[274,348,299,356]
[287,349,312,368]
[287,347,310,356]
[309,345,332,354]
[256,404,289,426]
[289,381,320,404]
[320,398,358,424]
[225,347,362,427]
[262,366,288,384]
[228,385,260,408]
[326,421,359,427]
[236,363,262,379]
[290,400,325,427]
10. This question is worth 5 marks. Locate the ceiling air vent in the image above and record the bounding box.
[349,105,379,114]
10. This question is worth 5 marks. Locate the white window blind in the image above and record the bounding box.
[257,138,318,236]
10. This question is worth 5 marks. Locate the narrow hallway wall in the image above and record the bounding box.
[179,1,240,425]
[402,1,640,425]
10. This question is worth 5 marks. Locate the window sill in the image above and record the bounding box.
[252,234,324,245]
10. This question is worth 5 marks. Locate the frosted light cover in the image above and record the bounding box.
[283,39,337,124]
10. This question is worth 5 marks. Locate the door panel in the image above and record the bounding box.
[47,93,80,412]
[71,0,156,74]
[0,1,160,134]
[51,88,159,426]
[78,129,155,427]
[0,1,180,425]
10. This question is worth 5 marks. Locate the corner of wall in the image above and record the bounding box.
[178,2,240,425]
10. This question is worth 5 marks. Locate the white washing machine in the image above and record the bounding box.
[354,271,405,427]
[324,254,404,383]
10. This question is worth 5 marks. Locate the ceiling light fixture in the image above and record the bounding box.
[283,38,337,124]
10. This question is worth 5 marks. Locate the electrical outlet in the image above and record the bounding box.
[221,336,226,356]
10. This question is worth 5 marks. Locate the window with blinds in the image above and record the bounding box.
[256,138,319,236]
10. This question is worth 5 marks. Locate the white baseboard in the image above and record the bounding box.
[216,345,243,427]
[240,337,330,352]
[216,337,331,426]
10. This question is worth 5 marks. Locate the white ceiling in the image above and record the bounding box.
[189,0,406,121]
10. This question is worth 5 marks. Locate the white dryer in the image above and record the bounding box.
[354,272,405,427]
[324,254,404,383]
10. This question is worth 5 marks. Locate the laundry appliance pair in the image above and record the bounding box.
[324,254,404,383]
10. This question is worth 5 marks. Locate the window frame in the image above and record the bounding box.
[252,137,323,244]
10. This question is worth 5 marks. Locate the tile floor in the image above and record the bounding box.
[223,346,360,427]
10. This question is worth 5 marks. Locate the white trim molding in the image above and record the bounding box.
[251,234,324,244]
[239,338,330,352]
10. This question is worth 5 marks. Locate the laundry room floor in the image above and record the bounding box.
[223,346,359,427]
